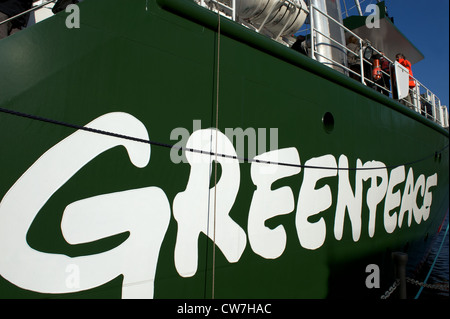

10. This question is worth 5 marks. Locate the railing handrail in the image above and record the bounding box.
[0,0,57,27]
[308,4,448,128]
[3,0,449,129]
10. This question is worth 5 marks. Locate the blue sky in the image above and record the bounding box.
[343,0,449,109]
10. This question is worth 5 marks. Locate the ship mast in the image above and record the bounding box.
[354,0,363,16]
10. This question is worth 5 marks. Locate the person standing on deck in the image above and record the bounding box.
[396,53,416,108]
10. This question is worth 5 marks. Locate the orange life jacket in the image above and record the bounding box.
[372,58,382,81]
[398,58,415,88]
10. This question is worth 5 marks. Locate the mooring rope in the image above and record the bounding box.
[414,220,449,299]
[0,106,448,172]
[211,7,221,300]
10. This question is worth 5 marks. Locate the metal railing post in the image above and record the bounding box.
[309,4,316,60]
[359,38,364,84]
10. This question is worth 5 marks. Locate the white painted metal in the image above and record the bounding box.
[354,0,363,16]
[235,0,309,38]
[310,0,347,73]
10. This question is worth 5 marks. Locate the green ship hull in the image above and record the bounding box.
[0,0,448,299]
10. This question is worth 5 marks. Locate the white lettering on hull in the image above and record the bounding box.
[0,112,439,298]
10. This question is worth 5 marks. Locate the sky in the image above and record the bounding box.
[345,0,449,109]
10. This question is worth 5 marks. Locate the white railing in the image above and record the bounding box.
[196,1,448,129]
[195,0,307,44]
[198,0,236,21]
[410,79,449,128]
[2,0,449,129]
[0,0,56,28]
[307,4,449,129]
